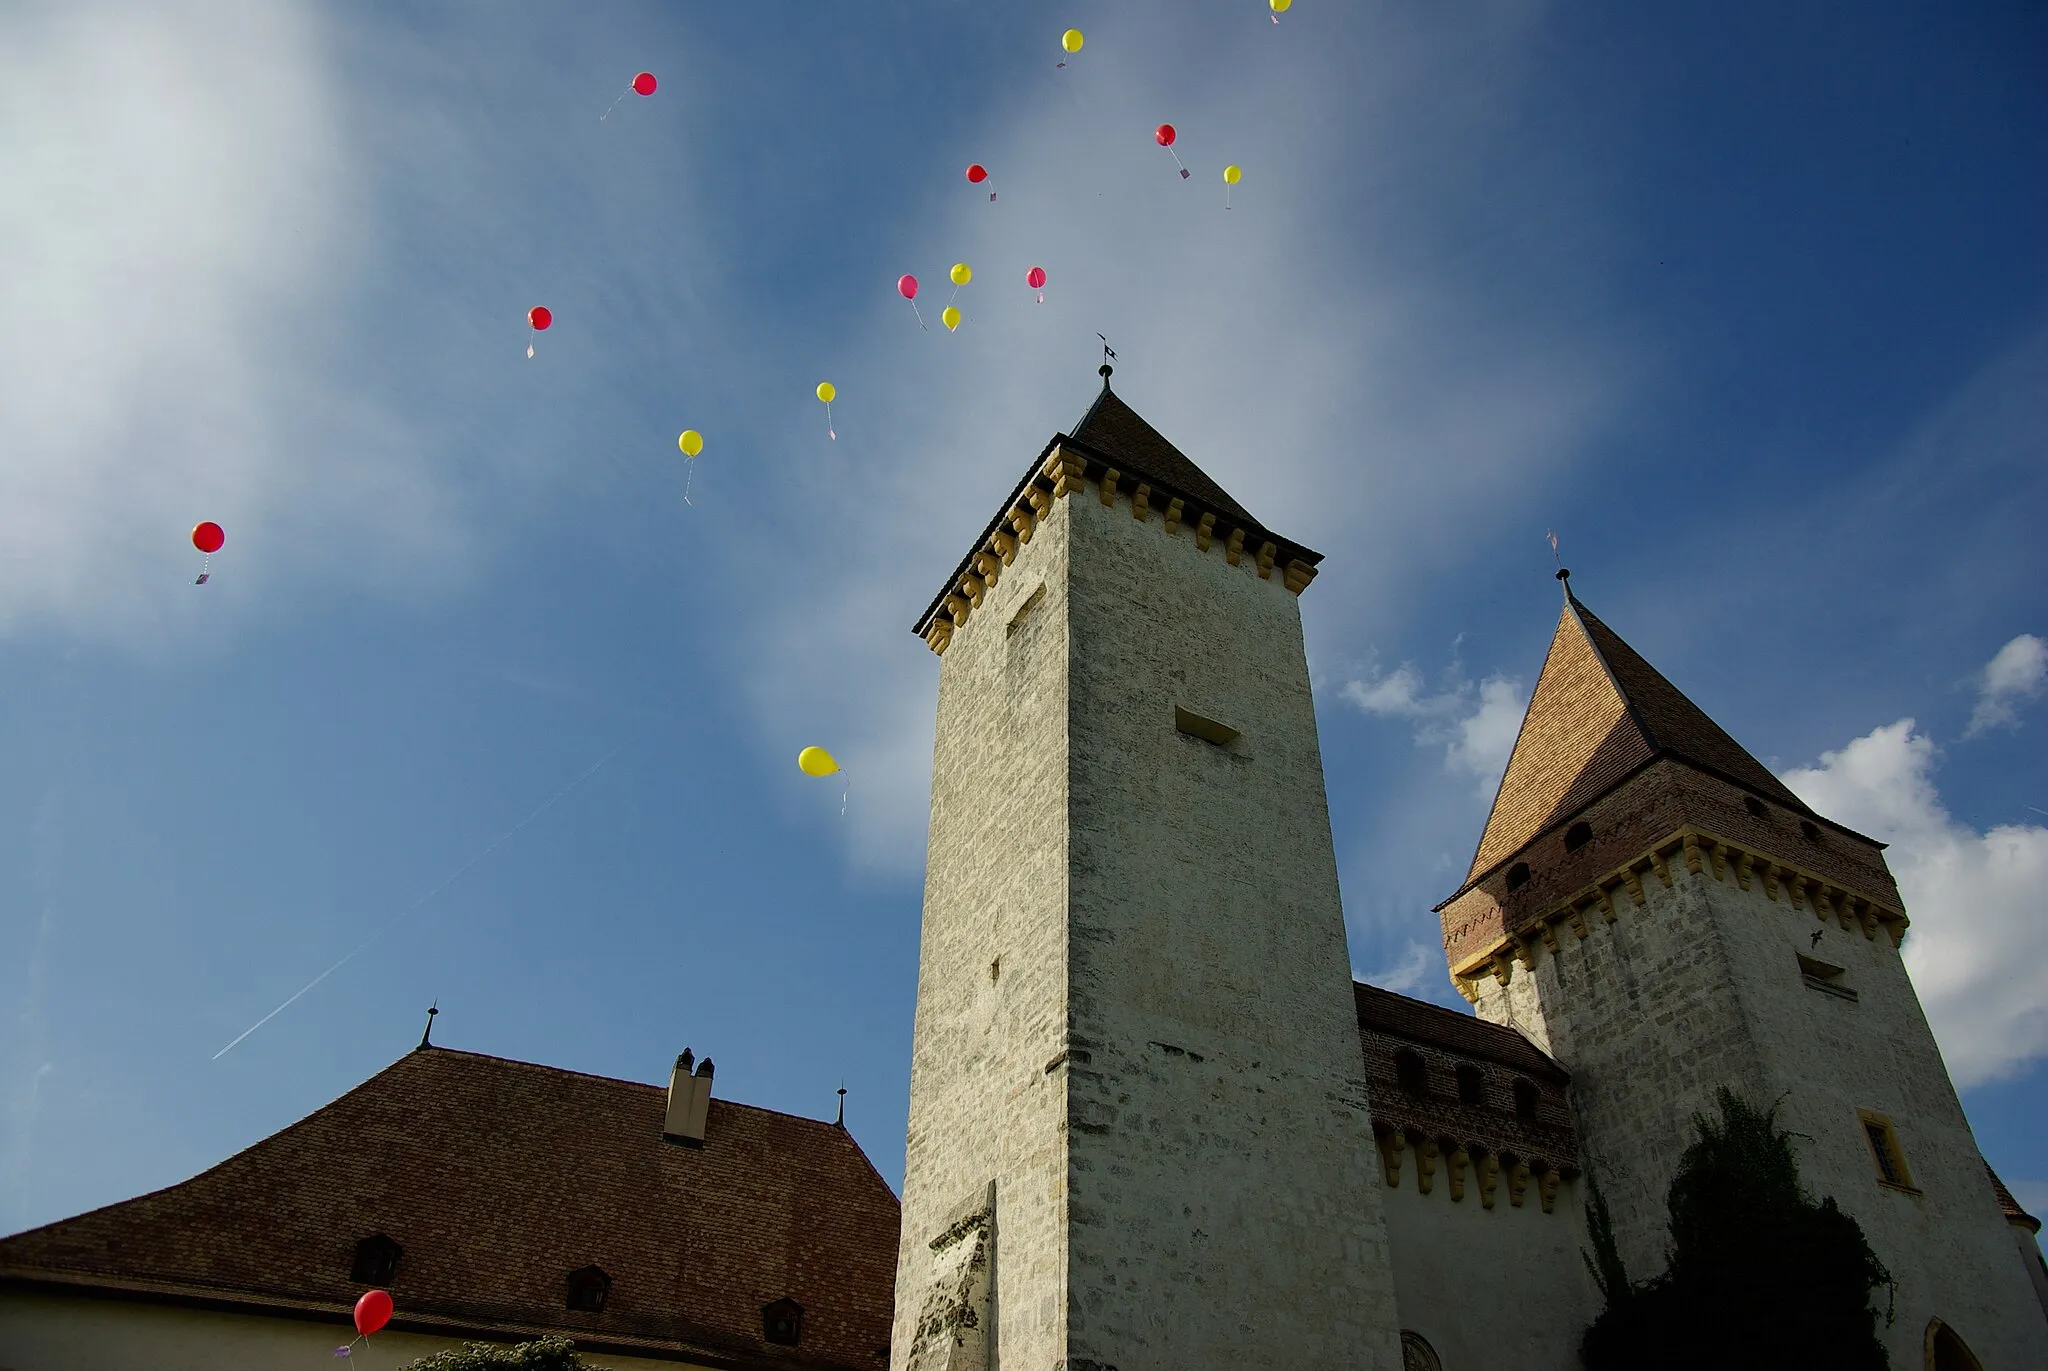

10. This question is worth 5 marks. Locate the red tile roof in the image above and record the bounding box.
[1354,983,1579,1173]
[0,1047,900,1369]
[1465,589,1833,887]
[1988,1163,2041,1234]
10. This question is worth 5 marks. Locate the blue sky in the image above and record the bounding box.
[3,0,2043,1236]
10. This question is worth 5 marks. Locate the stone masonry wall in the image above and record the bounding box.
[1058,481,1402,1369]
[893,493,1075,1371]
[1477,817,2048,1367]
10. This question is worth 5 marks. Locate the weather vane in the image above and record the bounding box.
[1097,333,1116,379]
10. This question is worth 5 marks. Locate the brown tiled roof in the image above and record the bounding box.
[1065,384,1258,527]
[1988,1162,2041,1233]
[0,1048,899,1369]
[1354,983,1579,1173]
[1465,589,1820,885]
[911,378,1320,638]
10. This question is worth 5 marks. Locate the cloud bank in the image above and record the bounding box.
[1782,718,2048,1089]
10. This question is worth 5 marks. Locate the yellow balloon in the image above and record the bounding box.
[941,305,962,331]
[816,381,836,404]
[1223,164,1242,185]
[798,746,840,778]
[1062,28,1084,53]
[950,262,972,287]
[678,430,703,457]
[1270,0,1291,12]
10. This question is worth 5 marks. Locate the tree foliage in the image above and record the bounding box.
[1580,1089,1894,1371]
[398,1336,589,1371]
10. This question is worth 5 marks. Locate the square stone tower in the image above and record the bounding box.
[1436,574,2048,1369]
[892,373,1403,1371]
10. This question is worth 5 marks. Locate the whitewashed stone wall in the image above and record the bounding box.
[1378,1173,1600,1370]
[0,1290,712,1370]
[895,471,1404,1370]
[1476,850,2048,1368]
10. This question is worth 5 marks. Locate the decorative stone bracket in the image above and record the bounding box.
[917,440,1322,655]
[1451,825,1909,995]
[1374,1126,1571,1215]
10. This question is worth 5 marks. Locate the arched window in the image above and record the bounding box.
[1506,861,1532,891]
[565,1265,611,1313]
[1744,795,1768,818]
[350,1234,402,1286]
[1513,1077,1539,1121]
[1455,1064,1486,1108]
[763,1298,804,1347]
[1394,1049,1428,1096]
[1925,1318,1984,1371]
[1564,821,1593,852]
[1400,1329,1443,1371]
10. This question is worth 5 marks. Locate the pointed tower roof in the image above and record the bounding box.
[1065,382,1259,527]
[912,370,1319,648]
[1463,579,1817,884]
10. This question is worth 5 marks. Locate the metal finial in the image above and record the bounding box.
[835,1084,848,1127]
[1555,566,1572,596]
[417,1002,438,1050]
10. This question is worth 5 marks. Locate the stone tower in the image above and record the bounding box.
[892,374,1403,1371]
[1436,576,2048,1368]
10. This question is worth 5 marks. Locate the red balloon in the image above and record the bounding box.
[965,164,988,183]
[191,521,224,555]
[1155,123,1177,147]
[1026,266,1047,289]
[897,275,919,301]
[354,1289,393,1337]
[632,72,657,96]
[528,306,552,331]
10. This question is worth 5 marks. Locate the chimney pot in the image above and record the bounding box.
[664,1047,713,1146]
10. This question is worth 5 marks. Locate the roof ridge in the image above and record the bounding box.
[418,1047,857,1133]
[1567,594,1663,753]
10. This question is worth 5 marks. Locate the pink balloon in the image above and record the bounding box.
[1155,123,1177,147]
[632,72,657,96]
[897,275,919,301]
[354,1290,393,1337]
[1026,267,1047,289]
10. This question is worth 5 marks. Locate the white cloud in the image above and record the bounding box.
[1343,660,1528,794]
[1965,633,2047,738]
[1364,940,1437,996]
[1781,719,2048,1089]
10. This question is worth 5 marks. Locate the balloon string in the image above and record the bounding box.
[825,401,835,441]
[1036,291,1044,304]
[1169,148,1188,178]
[196,552,211,585]
[910,301,927,330]
[682,459,695,506]
[600,85,629,121]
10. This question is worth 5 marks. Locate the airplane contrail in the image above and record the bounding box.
[212,746,622,1060]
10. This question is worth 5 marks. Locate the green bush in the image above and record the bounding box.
[398,1336,589,1371]
[1580,1089,1894,1371]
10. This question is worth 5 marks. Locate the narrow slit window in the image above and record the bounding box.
[1858,1111,1915,1191]
[1513,1078,1539,1121]
[1394,1049,1428,1096]
[1174,705,1240,747]
[1798,953,1858,1002]
[1455,1064,1485,1108]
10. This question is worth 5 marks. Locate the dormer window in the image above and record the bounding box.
[1394,1049,1428,1096]
[350,1234,402,1286]
[1505,862,1531,891]
[1563,821,1592,853]
[1455,1064,1486,1108]
[1512,1078,1539,1121]
[565,1265,611,1313]
[1800,819,1823,842]
[1744,796,1768,819]
[762,1297,804,1347]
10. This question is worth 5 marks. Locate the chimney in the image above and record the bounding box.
[663,1049,715,1147]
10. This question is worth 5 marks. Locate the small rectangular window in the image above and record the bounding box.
[1798,954,1858,1002]
[1857,1110,1915,1192]
[1174,705,1240,747]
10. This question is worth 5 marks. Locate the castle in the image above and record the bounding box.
[3,379,2045,1371]
[890,372,2048,1370]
